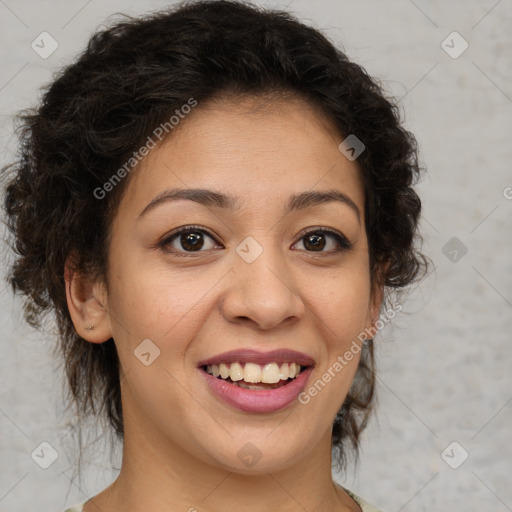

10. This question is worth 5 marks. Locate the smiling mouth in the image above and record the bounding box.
[201,361,310,390]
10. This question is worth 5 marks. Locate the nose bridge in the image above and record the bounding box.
[222,235,305,329]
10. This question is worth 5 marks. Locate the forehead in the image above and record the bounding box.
[120,95,365,216]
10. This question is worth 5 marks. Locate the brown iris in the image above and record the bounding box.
[180,231,204,251]
[303,232,326,251]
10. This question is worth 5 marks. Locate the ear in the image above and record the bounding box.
[64,253,113,343]
[368,282,384,328]
[364,261,389,337]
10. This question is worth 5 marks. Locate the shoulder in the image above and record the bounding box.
[344,487,386,512]
[63,503,86,512]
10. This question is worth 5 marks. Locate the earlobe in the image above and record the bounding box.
[365,262,388,335]
[371,282,385,324]
[64,255,112,343]
[363,290,383,340]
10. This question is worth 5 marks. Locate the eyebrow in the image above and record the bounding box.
[138,188,361,223]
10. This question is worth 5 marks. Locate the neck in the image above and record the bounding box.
[84,407,359,512]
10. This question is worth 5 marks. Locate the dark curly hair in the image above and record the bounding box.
[1,0,429,471]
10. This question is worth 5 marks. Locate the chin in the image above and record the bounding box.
[201,434,310,475]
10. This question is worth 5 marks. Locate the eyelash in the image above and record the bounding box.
[158,224,353,256]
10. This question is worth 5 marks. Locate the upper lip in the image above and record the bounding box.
[197,348,315,368]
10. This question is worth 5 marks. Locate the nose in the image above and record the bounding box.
[220,245,306,331]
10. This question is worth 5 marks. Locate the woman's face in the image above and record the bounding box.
[101,96,382,473]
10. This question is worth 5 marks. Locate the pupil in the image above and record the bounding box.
[182,231,203,251]
[305,233,325,251]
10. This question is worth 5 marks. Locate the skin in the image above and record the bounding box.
[66,95,384,512]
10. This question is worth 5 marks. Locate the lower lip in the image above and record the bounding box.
[199,366,314,413]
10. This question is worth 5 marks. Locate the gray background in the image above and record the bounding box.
[1,1,511,511]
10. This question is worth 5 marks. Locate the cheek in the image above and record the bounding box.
[307,266,372,342]
[107,260,224,352]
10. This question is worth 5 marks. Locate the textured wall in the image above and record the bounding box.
[0,1,511,511]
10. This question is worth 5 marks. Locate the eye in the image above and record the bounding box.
[159,225,352,256]
[159,225,221,254]
[293,228,352,253]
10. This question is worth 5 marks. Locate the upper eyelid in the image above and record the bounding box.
[162,225,218,243]
[161,225,349,248]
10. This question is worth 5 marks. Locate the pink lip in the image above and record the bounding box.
[196,348,315,367]
[199,365,314,413]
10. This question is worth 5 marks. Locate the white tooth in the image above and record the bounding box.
[279,363,289,380]
[261,363,281,383]
[296,365,302,376]
[288,362,297,379]
[219,363,230,379]
[206,364,212,374]
[211,364,220,377]
[229,362,244,381]
[243,363,262,383]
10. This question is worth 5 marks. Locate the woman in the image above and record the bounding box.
[2,1,428,510]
